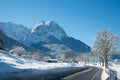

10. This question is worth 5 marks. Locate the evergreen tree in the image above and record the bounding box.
[0,30,4,50]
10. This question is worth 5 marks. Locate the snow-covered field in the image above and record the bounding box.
[0,50,82,73]
[1,50,120,80]
[0,50,87,80]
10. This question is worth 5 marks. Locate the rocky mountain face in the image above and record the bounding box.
[0,21,90,58]
[31,21,67,40]
[3,34,38,52]
[0,22,31,45]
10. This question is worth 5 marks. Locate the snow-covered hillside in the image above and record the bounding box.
[0,50,88,80]
[0,22,31,44]
[1,50,119,80]
[0,50,80,73]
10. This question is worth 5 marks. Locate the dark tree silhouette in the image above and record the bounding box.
[0,30,4,50]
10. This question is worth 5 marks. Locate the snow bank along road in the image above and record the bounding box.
[0,67,88,80]
[62,67,102,80]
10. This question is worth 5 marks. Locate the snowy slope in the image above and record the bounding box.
[0,50,80,73]
[0,22,40,44]
[0,50,26,72]
[0,22,31,44]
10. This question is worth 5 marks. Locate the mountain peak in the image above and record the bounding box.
[38,21,45,25]
[45,21,57,26]
[31,20,67,40]
[34,20,45,28]
[31,20,45,33]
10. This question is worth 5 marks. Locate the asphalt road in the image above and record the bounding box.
[0,67,88,80]
[61,67,103,80]
[0,67,102,80]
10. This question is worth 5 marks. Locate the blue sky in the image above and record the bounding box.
[0,0,120,47]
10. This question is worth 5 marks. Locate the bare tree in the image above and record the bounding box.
[31,52,44,61]
[0,30,4,50]
[57,53,65,61]
[92,30,120,68]
[43,56,51,61]
[76,53,90,64]
[64,50,76,62]
[57,50,76,62]
[9,46,27,56]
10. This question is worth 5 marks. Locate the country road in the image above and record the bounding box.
[0,67,88,80]
[61,67,103,80]
[0,67,103,80]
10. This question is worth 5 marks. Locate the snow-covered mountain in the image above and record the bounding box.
[32,21,67,40]
[0,22,31,44]
[0,21,90,57]
[3,34,37,52]
[0,21,67,44]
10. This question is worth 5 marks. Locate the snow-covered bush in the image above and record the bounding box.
[9,46,27,56]
[30,52,44,61]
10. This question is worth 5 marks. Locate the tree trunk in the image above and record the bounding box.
[105,54,108,68]
[100,57,104,67]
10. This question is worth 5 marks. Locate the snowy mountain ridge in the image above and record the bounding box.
[0,21,90,57]
[0,21,67,44]
[0,22,31,43]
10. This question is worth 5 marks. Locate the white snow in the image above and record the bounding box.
[0,22,31,43]
[31,20,67,41]
[101,67,110,80]
[0,50,81,73]
[98,62,120,80]
[2,50,120,80]
[109,62,120,79]
[0,21,67,45]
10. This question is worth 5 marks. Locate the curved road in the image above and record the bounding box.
[61,67,103,80]
[0,67,102,80]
